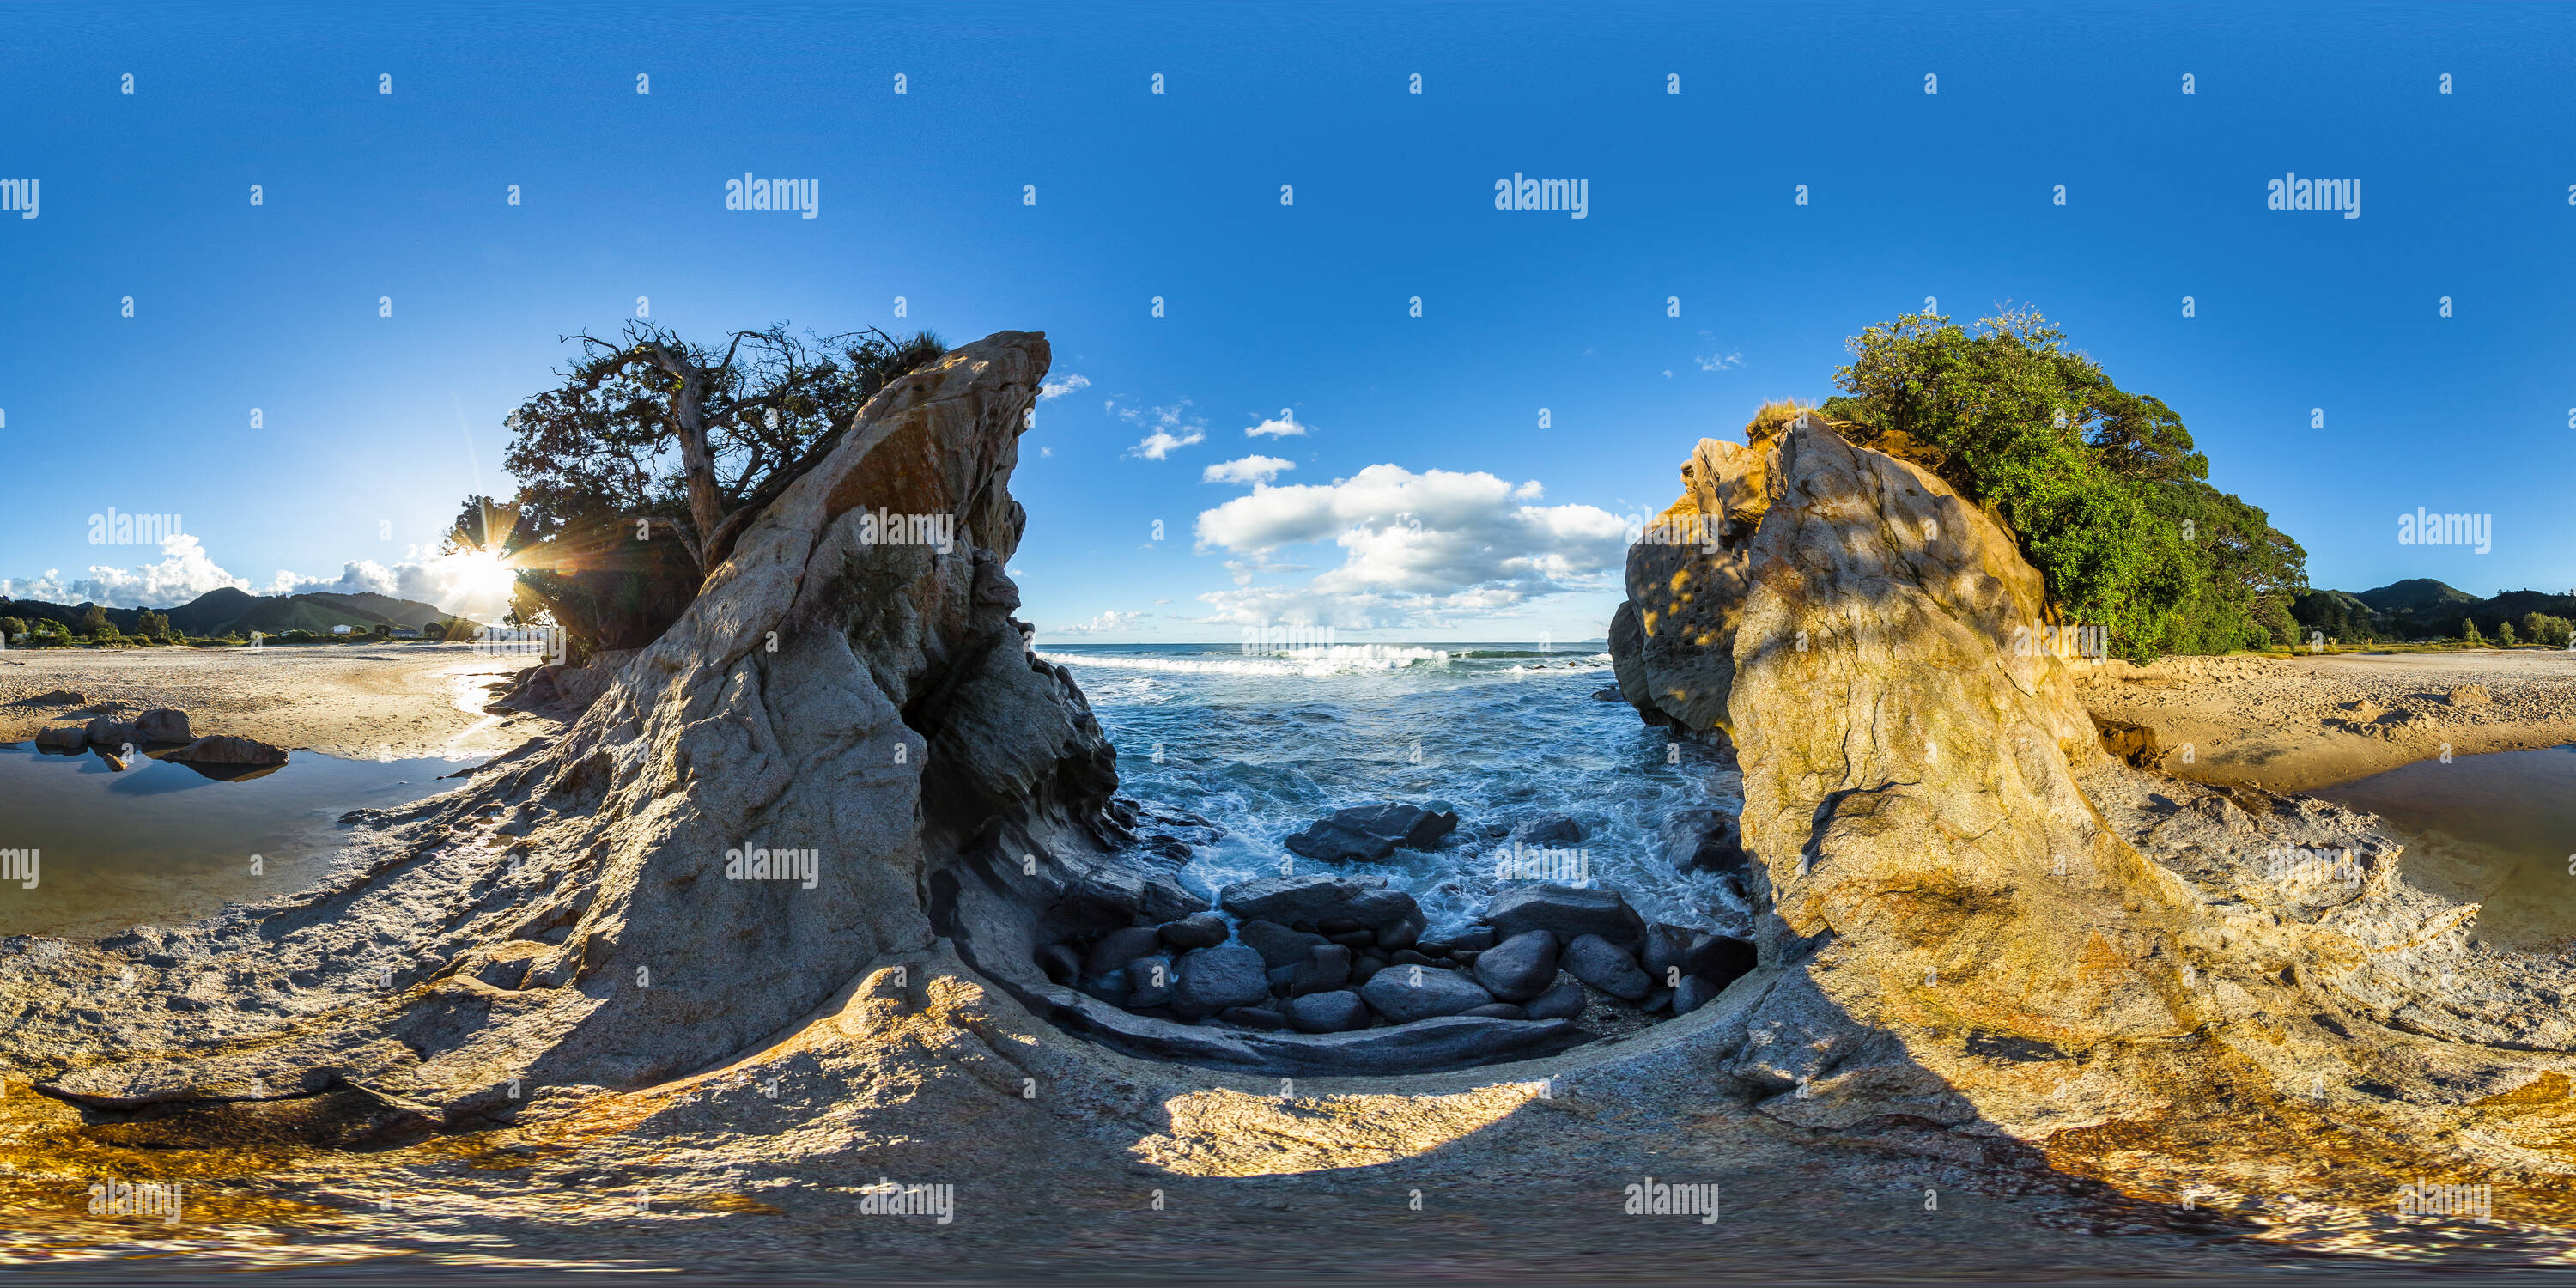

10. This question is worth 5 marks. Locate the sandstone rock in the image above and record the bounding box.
[1283,989,1371,1033]
[1561,934,1651,1000]
[33,725,86,751]
[2088,714,2162,769]
[133,708,192,744]
[1481,884,1643,947]
[1157,913,1229,950]
[1283,802,1460,863]
[1359,965,1493,1023]
[1473,929,1558,1002]
[1175,945,1272,1017]
[2445,683,2492,707]
[164,734,287,765]
[19,689,86,706]
[1218,874,1416,928]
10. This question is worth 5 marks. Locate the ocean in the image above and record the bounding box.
[1037,641,1748,938]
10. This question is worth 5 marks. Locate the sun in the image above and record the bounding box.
[440,547,523,601]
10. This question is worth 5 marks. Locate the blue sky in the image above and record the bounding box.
[3,3,2571,642]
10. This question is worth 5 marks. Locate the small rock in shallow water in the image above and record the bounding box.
[134,708,191,744]
[166,734,289,766]
[1563,934,1653,1000]
[1507,814,1584,847]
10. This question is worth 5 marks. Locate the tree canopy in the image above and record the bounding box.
[1821,307,2306,659]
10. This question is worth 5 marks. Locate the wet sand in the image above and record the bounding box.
[0,643,546,761]
[2075,648,2576,793]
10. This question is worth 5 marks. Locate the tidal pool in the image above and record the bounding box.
[0,742,465,940]
[2313,744,2576,952]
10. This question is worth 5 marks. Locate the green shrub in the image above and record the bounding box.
[1824,307,2306,660]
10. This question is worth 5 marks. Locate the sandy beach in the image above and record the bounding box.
[0,643,548,762]
[2075,647,2576,793]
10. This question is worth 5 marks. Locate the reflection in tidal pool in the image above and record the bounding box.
[0,743,465,939]
[2312,744,2576,952]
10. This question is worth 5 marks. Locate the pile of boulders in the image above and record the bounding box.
[28,706,288,769]
[1036,874,1755,1041]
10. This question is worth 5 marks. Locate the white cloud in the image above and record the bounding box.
[1202,455,1296,485]
[1694,332,1743,371]
[1054,609,1146,636]
[1,534,249,608]
[1040,373,1091,400]
[1246,409,1310,438]
[1189,463,1629,628]
[1115,399,1209,460]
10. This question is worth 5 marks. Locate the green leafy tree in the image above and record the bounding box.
[2461,617,2484,644]
[0,617,24,645]
[2498,621,2518,647]
[1825,307,2306,659]
[137,610,171,641]
[78,605,109,638]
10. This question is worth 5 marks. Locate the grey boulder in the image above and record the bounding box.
[1473,929,1559,1003]
[1218,873,1417,928]
[1524,978,1588,1021]
[1084,925,1167,977]
[1482,884,1645,947]
[1126,955,1176,1008]
[134,708,192,744]
[1359,964,1494,1023]
[1239,920,1329,969]
[1284,989,1372,1033]
[1562,933,1653,1000]
[1283,802,1460,863]
[1157,913,1230,950]
[1175,945,1271,1015]
[1507,814,1584,847]
[1672,973,1723,1017]
[164,735,289,767]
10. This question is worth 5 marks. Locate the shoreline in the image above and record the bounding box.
[2075,647,2576,793]
[0,643,550,762]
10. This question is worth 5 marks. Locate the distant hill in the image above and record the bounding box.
[2296,579,2576,643]
[2353,579,2483,614]
[1,586,465,639]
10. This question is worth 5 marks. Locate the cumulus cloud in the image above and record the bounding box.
[3,535,507,616]
[1189,463,1628,628]
[1040,373,1091,400]
[1245,409,1310,438]
[1053,610,1147,636]
[1694,332,1744,372]
[1114,399,1209,460]
[0,534,251,608]
[1202,455,1296,485]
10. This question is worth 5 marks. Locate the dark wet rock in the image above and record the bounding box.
[1240,920,1329,969]
[1473,929,1559,1003]
[1359,964,1494,1023]
[1221,1005,1291,1030]
[163,734,289,767]
[1288,944,1353,996]
[1449,950,1479,968]
[1524,978,1587,1021]
[1482,884,1644,947]
[1661,808,1748,873]
[1036,942,1083,983]
[1324,929,1376,949]
[1672,973,1722,1017]
[1448,926,1498,953]
[1127,955,1176,1008]
[1157,913,1229,951]
[1563,934,1652,1000]
[1374,911,1424,951]
[1349,957,1383,986]
[1219,873,1417,928]
[1084,925,1166,977]
[1642,986,1674,1013]
[1389,949,1437,968]
[1462,1002,1527,1020]
[18,689,87,706]
[1318,916,1364,933]
[1282,802,1460,863]
[1284,989,1372,1033]
[33,725,86,752]
[133,708,192,744]
[1266,963,1298,993]
[1590,686,1625,702]
[1175,944,1271,1016]
[1508,814,1584,847]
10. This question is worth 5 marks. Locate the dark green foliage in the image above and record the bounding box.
[2291,589,2380,645]
[1826,307,2306,659]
